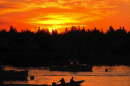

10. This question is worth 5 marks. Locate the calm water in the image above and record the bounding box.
[3,65,130,86]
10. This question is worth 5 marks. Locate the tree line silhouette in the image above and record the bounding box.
[0,25,130,66]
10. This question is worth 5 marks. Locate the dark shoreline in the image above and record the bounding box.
[0,26,130,68]
[1,52,130,67]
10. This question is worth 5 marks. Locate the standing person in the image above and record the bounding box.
[70,77,75,83]
[58,78,65,84]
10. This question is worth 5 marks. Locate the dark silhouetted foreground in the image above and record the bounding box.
[0,26,130,67]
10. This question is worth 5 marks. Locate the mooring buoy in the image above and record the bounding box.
[105,69,108,72]
[30,76,34,80]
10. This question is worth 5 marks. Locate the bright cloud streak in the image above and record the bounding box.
[0,0,130,32]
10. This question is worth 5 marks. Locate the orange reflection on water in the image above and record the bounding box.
[92,65,130,72]
[3,65,130,86]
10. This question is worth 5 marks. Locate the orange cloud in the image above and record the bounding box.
[0,0,130,32]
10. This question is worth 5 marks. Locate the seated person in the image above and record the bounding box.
[58,78,65,84]
[70,77,75,83]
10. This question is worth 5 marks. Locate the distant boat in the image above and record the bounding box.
[49,58,92,72]
[0,70,28,79]
[0,61,28,79]
[49,65,92,72]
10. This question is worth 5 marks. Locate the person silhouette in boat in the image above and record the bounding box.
[70,77,75,83]
[58,78,65,84]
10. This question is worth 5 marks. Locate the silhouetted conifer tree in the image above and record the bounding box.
[65,27,68,33]
[81,26,85,32]
[107,26,114,34]
[9,25,17,33]
[2,29,7,33]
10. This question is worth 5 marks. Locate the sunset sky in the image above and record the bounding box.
[0,0,130,33]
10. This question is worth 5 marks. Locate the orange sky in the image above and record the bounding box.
[0,0,130,33]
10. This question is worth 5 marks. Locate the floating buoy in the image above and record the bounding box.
[30,76,34,80]
[105,69,108,72]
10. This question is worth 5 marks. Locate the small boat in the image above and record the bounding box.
[0,70,28,79]
[0,61,28,79]
[50,65,92,72]
[49,58,92,72]
[51,80,85,86]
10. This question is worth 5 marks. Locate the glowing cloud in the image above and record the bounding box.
[0,0,130,32]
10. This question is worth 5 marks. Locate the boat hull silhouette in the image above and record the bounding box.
[50,65,92,71]
[52,80,85,86]
[0,70,28,79]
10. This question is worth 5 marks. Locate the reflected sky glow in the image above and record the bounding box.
[3,65,130,86]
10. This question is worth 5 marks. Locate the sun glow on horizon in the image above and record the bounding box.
[49,28,56,32]
[32,27,61,34]
[0,0,130,32]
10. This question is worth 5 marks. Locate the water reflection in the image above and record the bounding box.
[3,65,130,86]
[93,65,130,72]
